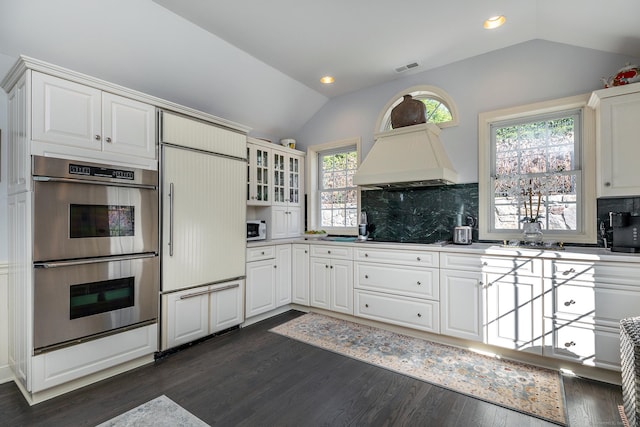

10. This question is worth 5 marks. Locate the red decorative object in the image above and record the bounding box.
[602,64,640,88]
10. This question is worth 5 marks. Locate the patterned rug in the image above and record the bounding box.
[270,313,566,425]
[96,395,209,427]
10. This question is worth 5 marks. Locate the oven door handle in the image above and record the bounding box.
[179,282,241,300]
[33,176,157,190]
[168,182,174,257]
[34,252,157,268]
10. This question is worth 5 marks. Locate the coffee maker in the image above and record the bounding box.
[358,212,368,241]
[610,212,640,253]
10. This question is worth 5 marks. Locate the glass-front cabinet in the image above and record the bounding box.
[273,151,301,206]
[247,143,271,206]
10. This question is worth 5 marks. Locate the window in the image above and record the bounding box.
[306,138,361,234]
[376,85,458,132]
[478,94,596,243]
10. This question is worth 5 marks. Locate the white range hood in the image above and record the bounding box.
[353,123,459,188]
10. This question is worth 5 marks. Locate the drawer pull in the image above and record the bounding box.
[261,251,265,255]
[330,265,333,269]
[417,257,421,261]
[328,250,331,254]
[325,265,329,268]
[365,275,369,279]
[478,281,484,287]
[417,313,422,318]
[274,265,277,268]
[564,299,576,306]
[417,281,421,285]
[562,268,576,275]
[365,304,369,308]
[365,253,369,257]
[564,341,576,348]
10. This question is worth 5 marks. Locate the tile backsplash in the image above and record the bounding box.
[361,185,640,247]
[361,183,479,244]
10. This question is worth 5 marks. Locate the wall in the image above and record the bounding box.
[294,40,640,185]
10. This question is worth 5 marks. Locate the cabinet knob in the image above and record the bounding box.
[325,265,329,268]
[562,268,576,275]
[478,281,484,287]
[564,341,576,348]
[105,137,112,143]
[330,265,333,269]
[327,250,331,254]
[416,281,421,285]
[604,182,611,187]
[305,250,308,253]
[261,251,265,255]
[365,275,369,279]
[417,313,422,318]
[365,304,369,308]
[274,265,277,268]
[417,257,421,261]
[95,134,101,141]
[564,299,576,306]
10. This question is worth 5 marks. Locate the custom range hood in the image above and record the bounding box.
[353,123,459,189]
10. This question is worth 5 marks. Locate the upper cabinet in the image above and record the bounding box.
[247,142,272,206]
[273,150,302,206]
[31,72,156,166]
[589,83,640,197]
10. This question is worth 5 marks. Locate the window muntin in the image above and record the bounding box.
[491,110,581,232]
[318,147,358,228]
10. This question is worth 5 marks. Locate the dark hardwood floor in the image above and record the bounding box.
[0,310,624,426]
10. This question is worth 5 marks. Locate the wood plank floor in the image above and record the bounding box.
[0,310,624,426]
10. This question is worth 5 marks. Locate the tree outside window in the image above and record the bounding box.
[319,148,358,228]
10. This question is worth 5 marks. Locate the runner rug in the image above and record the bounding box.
[96,395,209,427]
[270,312,566,425]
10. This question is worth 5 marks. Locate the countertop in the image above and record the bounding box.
[247,238,640,264]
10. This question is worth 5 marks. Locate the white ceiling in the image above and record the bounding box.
[153,0,640,97]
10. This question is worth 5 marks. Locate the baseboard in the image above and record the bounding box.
[0,365,13,384]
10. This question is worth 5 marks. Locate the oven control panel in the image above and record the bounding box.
[69,164,135,180]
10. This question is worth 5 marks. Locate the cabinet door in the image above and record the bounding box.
[287,207,302,237]
[292,244,310,305]
[485,273,543,354]
[209,280,244,333]
[32,72,101,150]
[163,288,209,350]
[288,155,302,206]
[272,151,287,205]
[247,144,271,205]
[310,257,331,309]
[270,206,289,239]
[598,91,640,196]
[331,259,354,314]
[276,244,292,306]
[246,259,277,317]
[440,269,484,342]
[102,92,155,159]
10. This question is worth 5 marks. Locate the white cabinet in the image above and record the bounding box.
[543,259,640,370]
[31,72,156,165]
[354,247,440,333]
[309,245,354,314]
[440,266,484,342]
[272,150,302,206]
[292,244,310,306]
[269,206,302,239]
[589,83,640,196]
[162,280,244,350]
[246,141,271,205]
[245,244,292,319]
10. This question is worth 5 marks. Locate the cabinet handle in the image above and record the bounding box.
[95,134,101,141]
[562,268,576,275]
[365,253,369,257]
[328,250,331,254]
[416,257,421,261]
[168,182,174,257]
[179,283,240,299]
[325,265,329,268]
[478,281,484,287]
[365,275,369,279]
[417,281,421,285]
[305,250,308,253]
[261,251,265,255]
[105,137,112,143]
[417,313,422,318]
[330,265,333,269]
[274,265,277,268]
[564,341,576,348]
[564,299,576,306]
[365,304,369,308]
[604,182,611,187]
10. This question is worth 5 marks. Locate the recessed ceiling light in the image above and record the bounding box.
[483,15,506,30]
[320,75,335,84]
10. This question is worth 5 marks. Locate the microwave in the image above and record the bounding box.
[247,220,267,241]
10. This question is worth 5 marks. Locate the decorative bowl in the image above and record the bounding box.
[280,138,296,149]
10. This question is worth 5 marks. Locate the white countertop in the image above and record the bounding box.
[248,238,640,263]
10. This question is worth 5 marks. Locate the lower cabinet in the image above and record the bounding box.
[439,268,484,342]
[162,279,244,350]
[245,244,292,319]
[309,245,354,314]
[291,244,310,305]
[355,290,439,332]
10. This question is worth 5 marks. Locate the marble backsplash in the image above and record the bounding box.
[361,184,639,247]
[361,183,479,244]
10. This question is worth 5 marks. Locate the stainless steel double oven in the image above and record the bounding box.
[32,156,159,353]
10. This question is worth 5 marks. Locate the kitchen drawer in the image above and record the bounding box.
[546,320,621,370]
[440,252,483,271]
[482,256,542,276]
[246,245,275,262]
[310,244,353,259]
[543,259,595,280]
[356,263,438,300]
[355,248,438,267]
[355,290,439,333]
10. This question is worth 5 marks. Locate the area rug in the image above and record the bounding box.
[270,313,566,425]
[96,395,209,427]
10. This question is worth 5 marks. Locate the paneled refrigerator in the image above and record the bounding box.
[159,111,247,350]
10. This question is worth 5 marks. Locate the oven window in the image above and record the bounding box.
[69,204,135,238]
[69,277,135,319]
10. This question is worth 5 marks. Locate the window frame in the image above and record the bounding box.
[306,137,361,235]
[478,94,596,243]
